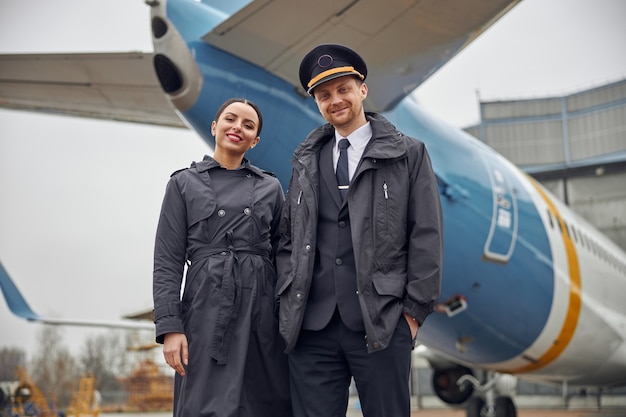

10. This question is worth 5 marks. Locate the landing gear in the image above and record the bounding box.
[432,366,475,405]
[466,397,485,417]
[458,371,517,417]
[494,396,516,416]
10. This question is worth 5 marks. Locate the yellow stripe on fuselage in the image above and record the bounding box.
[507,180,582,373]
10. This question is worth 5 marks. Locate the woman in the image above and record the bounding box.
[153,98,291,417]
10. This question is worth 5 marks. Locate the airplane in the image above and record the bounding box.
[1,1,625,417]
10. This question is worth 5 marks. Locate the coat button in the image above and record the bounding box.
[296,292,304,300]
[218,209,226,217]
[244,207,251,215]
[247,173,252,178]
[338,221,346,228]
[335,258,343,265]
[372,341,380,349]
[305,245,311,251]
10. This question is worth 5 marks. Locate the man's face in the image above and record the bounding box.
[313,76,368,133]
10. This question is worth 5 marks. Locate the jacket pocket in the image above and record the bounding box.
[371,273,406,298]
[373,163,407,246]
[276,272,294,296]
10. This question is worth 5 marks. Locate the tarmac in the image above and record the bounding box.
[97,409,626,417]
[95,405,626,417]
[345,408,626,417]
[407,411,626,417]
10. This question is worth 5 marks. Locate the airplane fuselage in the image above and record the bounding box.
[150,0,626,388]
[389,98,626,387]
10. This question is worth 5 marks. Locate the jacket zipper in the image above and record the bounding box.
[383,181,389,236]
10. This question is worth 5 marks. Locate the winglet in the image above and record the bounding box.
[0,260,41,321]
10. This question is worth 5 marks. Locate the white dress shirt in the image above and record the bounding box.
[333,122,372,181]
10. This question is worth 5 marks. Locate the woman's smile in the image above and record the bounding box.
[226,132,243,142]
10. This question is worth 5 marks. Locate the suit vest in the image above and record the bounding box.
[301,140,364,332]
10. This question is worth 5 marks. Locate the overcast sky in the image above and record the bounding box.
[1,0,625,358]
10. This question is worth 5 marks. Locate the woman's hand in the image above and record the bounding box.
[163,332,189,376]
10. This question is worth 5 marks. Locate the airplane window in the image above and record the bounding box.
[577,230,585,248]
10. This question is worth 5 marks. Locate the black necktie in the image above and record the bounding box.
[337,138,350,200]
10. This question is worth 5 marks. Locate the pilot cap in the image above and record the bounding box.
[299,43,367,95]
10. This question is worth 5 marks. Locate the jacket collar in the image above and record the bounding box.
[294,112,407,162]
[362,113,407,160]
[192,155,266,177]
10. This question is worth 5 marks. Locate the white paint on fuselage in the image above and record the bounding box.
[488,171,626,385]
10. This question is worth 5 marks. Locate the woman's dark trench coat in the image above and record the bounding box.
[153,156,292,417]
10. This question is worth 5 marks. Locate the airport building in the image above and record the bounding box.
[464,78,626,252]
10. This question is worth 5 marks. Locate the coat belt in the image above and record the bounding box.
[189,231,269,365]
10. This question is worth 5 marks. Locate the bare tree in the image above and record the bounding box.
[0,347,27,381]
[78,330,133,405]
[29,325,79,409]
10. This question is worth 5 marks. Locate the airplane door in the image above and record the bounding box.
[482,157,518,263]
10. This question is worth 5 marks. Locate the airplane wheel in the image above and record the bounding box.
[495,396,516,417]
[432,366,474,405]
[466,397,485,417]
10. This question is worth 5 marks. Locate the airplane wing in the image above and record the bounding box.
[0,0,520,122]
[0,52,183,128]
[203,0,520,112]
[0,260,154,331]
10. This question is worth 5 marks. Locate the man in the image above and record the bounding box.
[276,43,443,417]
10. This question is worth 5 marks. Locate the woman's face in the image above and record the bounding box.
[211,101,260,156]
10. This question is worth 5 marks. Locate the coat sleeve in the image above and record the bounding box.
[404,142,443,326]
[153,176,188,343]
[275,169,296,297]
[269,179,285,263]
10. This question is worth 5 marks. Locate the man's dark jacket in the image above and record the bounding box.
[276,112,443,353]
